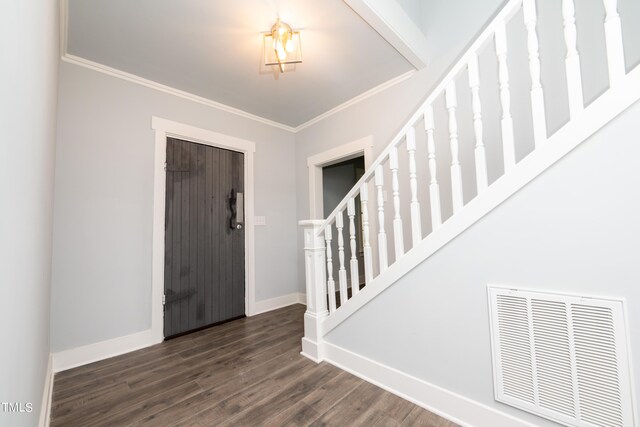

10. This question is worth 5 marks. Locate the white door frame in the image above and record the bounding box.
[307,136,374,219]
[151,116,256,343]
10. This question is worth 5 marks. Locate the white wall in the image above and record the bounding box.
[51,61,298,352]
[325,99,640,427]
[0,1,59,425]
[294,0,506,292]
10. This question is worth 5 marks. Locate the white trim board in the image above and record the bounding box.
[307,136,374,219]
[58,4,415,133]
[252,293,307,316]
[321,63,640,335]
[52,329,155,373]
[294,71,414,132]
[62,54,295,132]
[152,116,257,344]
[50,293,304,373]
[343,0,428,69]
[322,341,537,427]
[38,355,53,427]
[61,54,413,134]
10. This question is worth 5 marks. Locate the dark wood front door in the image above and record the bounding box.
[164,137,245,338]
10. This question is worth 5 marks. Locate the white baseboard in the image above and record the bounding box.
[52,329,155,373]
[38,354,53,427]
[323,341,537,427]
[251,293,306,316]
[52,294,307,373]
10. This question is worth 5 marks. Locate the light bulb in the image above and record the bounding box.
[285,38,294,53]
[276,46,287,61]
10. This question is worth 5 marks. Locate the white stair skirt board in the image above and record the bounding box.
[52,329,155,373]
[321,64,640,336]
[322,341,538,427]
[38,355,53,427]
[251,293,307,316]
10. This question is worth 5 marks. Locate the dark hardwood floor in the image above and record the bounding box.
[51,304,457,426]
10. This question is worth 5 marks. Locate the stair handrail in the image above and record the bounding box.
[318,0,523,236]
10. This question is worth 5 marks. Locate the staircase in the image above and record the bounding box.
[300,0,640,363]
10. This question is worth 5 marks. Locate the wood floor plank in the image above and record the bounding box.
[51,381,130,420]
[54,311,302,402]
[301,369,364,414]
[308,381,386,426]
[355,391,417,426]
[54,329,303,426]
[400,406,459,427]
[50,304,457,427]
[93,381,203,427]
[126,320,302,390]
[53,303,301,388]
[215,363,341,426]
[262,401,321,427]
[265,371,364,427]
[170,357,321,426]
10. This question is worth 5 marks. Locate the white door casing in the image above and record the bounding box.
[307,136,374,220]
[151,116,256,343]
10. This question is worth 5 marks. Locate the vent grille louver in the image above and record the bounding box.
[489,287,635,427]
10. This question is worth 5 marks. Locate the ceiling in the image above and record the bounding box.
[66,0,415,127]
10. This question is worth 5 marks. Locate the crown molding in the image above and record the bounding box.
[62,52,415,134]
[59,0,416,134]
[61,54,297,132]
[293,70,415,132]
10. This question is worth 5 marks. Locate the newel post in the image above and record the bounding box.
[299,220,328,363]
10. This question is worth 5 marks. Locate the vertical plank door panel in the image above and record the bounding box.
[164,140,174,336]
[164,138,245,338]
[188,141,198,330]
[180,139,190,332]
[231,150,245,318]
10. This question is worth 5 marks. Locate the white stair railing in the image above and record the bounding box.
[300,0,637,361]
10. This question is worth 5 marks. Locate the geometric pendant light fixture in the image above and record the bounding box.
[263,18,302,72]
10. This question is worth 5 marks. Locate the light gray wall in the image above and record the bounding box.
[326,99,640,427]
[0,1,59,425]
[294,0,506,292]
[52,62,298,352]
[394,0,423,32]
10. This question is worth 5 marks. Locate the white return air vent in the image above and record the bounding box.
[488,287,636,426]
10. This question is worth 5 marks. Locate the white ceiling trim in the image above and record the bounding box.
[61,53,298,132]
[294,69,414,132]
[59,1,416,133]
[344,0,429,69]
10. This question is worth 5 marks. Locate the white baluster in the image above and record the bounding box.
[523,0,548,147]
[445,82,464,214]
[467,54,488,193]
[406,127,422,247]
[562,0,584,118]
[495,21,516,172]
[389,146,404,260]
[360,182,374,285]
[424,106,442,230]
[347,198,360,296]
[375,165,388,271]
[324,225,337,313]
[603,0,626,87]
[335,211,348,305]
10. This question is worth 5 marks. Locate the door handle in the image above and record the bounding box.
[230,190,244,230]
